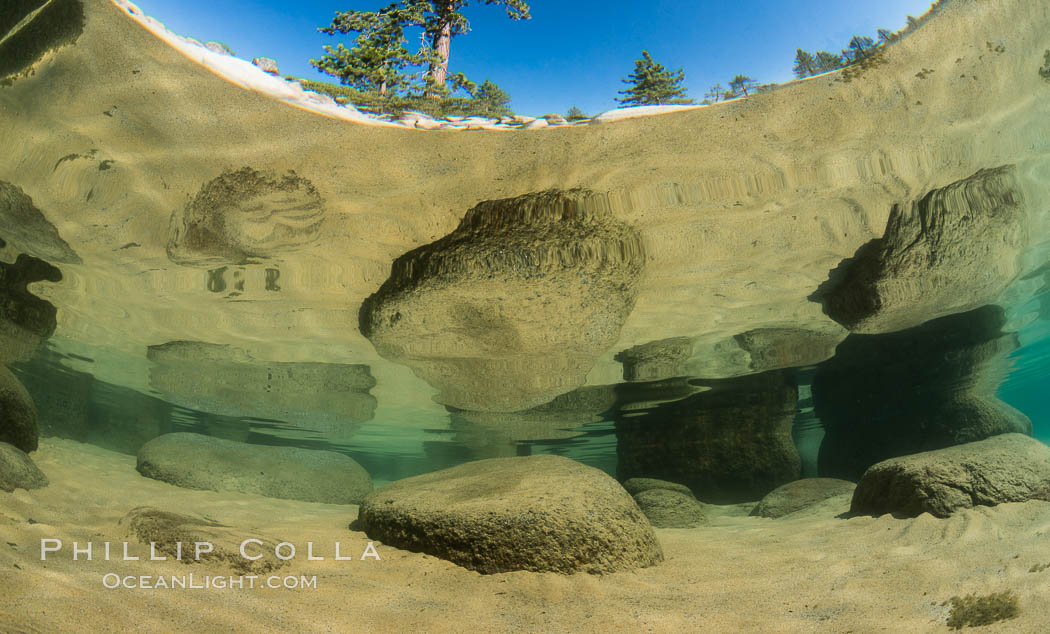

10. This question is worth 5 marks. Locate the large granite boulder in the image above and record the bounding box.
[0,441,48,492]
[750,478,856,518]
[137,432,373,504]
[357,454,663,574]
[359,189,645,412]
[251,57,279,75]
[0,366,38,452]
[813,305,1032,480]
[616,370,801,503]
[632,488,707,528]
[816,166,1027,334]
[851,434,1050,518]
[119,506,287,574]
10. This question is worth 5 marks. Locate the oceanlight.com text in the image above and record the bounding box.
[101,573,318,590]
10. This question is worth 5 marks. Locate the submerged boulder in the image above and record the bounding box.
[359,189,645,412]
[632,488,707,528]
[0,441,48,492]
[120,506,287,574]
[622,477,695,498]
[0,366,38,452]
[750,478,856,518]
[137,432,373,504]
[357,454,663,574]
[616,370,801,504]
[817,166,1027,334]
[851,434,1050,518]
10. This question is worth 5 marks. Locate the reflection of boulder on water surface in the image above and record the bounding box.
[813,305,1031,481]
[616,337,694,381]
[360,189,645,412]
[816,166,1028,334]
[733,328,844,373]
[147,341,377,430]
[617,328,844,382]
[616,370,801,504]
[167,168,325,266]
[0,0,84,83]
[0,181,81,264]
[0,252,61,363]
[445,386,616,458]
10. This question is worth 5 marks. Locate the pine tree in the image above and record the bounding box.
[793,49,817,78]
[842,35,875,64]
[448,71,477,97]
[704,82,724,103]
[566,105,587,121]
[311,2,425,95]
[315,0,530,98]
[617,51,692,106]
[728,74,757,96]
[422,1,530,95]
[474,79,511,116]
[877,28,898,44]
[814,50,844,73]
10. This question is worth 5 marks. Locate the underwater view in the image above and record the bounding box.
[2,0,1050,630]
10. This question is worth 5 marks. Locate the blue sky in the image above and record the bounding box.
[132,0,937,116]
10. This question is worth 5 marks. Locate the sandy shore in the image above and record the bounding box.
[0,438,1047,632]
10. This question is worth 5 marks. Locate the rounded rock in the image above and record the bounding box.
[137,432,373,504]
[358,454,663,574]
[0,441,48,492]
[633,489,707,528]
